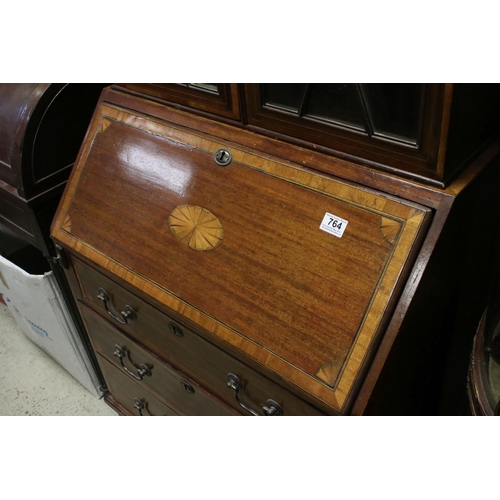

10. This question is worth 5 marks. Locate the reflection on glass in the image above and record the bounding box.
[262,84,308,113]
[174,83,220,95]
[360,84,424,144]
[258,83,425,146]
[306,84,366,131]
[188,83,219,94]
[484,266,500,411]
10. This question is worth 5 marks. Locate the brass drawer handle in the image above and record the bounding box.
[97,287,137,325]
[114,345,152,381]
[133,397,155,416]
[226,373,283,416]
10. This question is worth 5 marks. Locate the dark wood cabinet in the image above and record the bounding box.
[244,83,445,183]
[50,85,500,415]
[0,83,107,254]
[114,83,500,187]
[116,83,241,121]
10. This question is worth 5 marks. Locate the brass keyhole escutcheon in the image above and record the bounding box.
[168,322,184,337]
[214,148,232,166]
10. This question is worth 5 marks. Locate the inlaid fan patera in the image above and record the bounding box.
[169,205,224,251]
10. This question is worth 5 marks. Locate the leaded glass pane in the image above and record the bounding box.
[262,84,308,113]
[360,84,424,144]
[305,84,366,131]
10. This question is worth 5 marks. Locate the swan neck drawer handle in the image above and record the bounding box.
[133,397,155,416]
[114,344,152,380]
[97,287,137,325]
[226,373,283,416]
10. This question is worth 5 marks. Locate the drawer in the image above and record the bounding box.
[80,303,237,416]
[73,255,198,365]
[98,354,178,416]
[73,258,324,416]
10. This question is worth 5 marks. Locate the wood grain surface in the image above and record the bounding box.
[80,303,238,416]
[52,104,431,413]
[97,353,178,416]
[72,256,325,415]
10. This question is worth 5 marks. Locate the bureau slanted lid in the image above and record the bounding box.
[52,103,431,413]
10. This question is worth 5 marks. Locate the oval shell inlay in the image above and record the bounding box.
[169,205,224,251]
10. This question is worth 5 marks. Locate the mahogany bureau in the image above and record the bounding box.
[51,85,500,415]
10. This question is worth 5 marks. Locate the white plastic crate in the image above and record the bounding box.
[0,254,103,398]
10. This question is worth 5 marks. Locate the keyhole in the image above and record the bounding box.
[214,148,232,166]
[168,322,184,337]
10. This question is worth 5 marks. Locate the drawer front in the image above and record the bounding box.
[80,304,237,416]
[98,354,178,416]
[73,258,324,416]
[74,255,196,363]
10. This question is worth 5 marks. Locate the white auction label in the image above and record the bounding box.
[319,212,348,238]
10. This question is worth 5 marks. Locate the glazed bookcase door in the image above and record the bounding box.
[244,83,446,183]
[114,83,241,121]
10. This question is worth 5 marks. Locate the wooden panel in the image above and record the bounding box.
[72,257,324,416]
[0,186,34,237]
[80,303,238,416]
[0,84,50,185]
[52,104,431,413]
[97,354,178,416]
[115,83,241,121]
[444,84,500,183]
[0,83,105,198]
[26,84,106,198]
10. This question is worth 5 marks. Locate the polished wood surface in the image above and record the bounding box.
[113,84,500,187]
[0,84,106,199]
[97,354,178,416]
[52,103,431,413]
[0,84,51,186]
[102,87,491,209]
[50,87,500,415]
[72,256,324,415]
[80,304,237,416]
[0,83,107,257]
